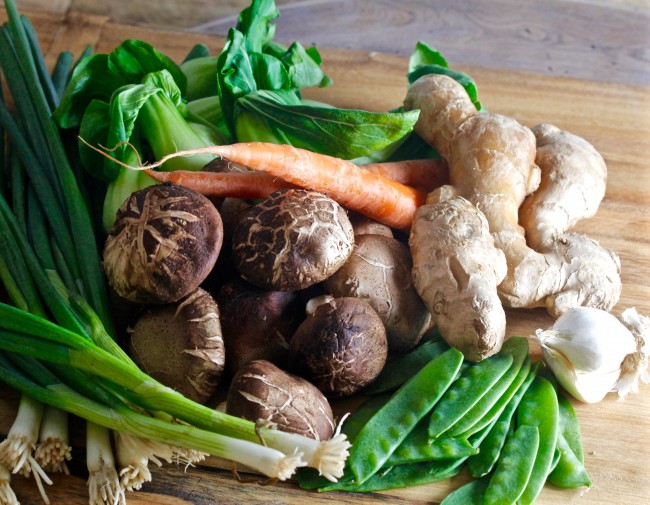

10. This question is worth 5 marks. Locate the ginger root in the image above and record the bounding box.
[404,74,621,348]
[410,185,507,361]
[520,123,608,249]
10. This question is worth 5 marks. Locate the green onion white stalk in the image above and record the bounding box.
[86,422,124,505]
[34,405,72,474]
[0,395,52,503]
[114,431,173,491]
[0,463,19,505]
[0,353,307,481]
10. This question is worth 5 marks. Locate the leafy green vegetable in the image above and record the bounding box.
[234,90,420,159]
[407,41,482,111]
[54,39,186,128]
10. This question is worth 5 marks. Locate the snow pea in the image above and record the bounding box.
[547,395,591,488]
[556,394,585,463]
[428,352,514,439]
[483,424,539,505]
[348,347,464,484]
[448,337,529,437]
[320,458,464,492]
[363,337,449,395]
[460,356,534,438]
[296,394,390,490]
[467,361,537,477]
[440,476,490,505]
[342,394,391,442]
[516,375,560,505]
[384,419,477,466]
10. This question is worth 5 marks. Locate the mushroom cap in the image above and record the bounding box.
[128,288,226,404]
[216,278,303,374]
[103,184,223,304]
[288,296,388,398]
[325,234,431,354]
[232,189,355,291]
[226,359,335,441]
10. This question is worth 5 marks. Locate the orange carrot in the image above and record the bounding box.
[145,169,298,200]
[361,158,448,192]
[134,142,427,230]
[146,158,446,201]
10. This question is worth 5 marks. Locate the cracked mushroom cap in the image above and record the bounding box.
[325,234,431,354]
[231,189,355,291]
[226,359,335,441]
[127,288,226,404]
[103,183,223,304]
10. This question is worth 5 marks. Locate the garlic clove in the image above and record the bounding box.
[541,346,620,403]
[536,307,636,374]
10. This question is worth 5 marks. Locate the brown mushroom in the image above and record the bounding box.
[103,183,223,304]
[324,234,431,354]
[347,212,394,238]
[231,189,355,291]
[288,296,388,398]
[216,278,303,374]
[226,360,335,441]
[127,288,226,404]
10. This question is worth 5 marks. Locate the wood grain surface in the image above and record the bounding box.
[1,9,649,505]
[16,0,650,86]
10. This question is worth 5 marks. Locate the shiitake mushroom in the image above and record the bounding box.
[103,183,223,304]
[215,278,303,375]
[288,296,388,398]
[231,189,355,291]
[226,360,335,441]
[325,234,431,354]
[127,287,225,404]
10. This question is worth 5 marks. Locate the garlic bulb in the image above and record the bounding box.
[534,306,648,403]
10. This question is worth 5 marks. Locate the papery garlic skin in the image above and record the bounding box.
[534,307,638,403]
[615,308,650,397]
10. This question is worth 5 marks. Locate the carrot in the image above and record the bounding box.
[146,157,446,202]
[145,169,299,200]
[361,158,448,192]
[132,142,427,230]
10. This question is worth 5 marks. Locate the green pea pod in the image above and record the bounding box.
[467,361,537,477]
[342,394,391,442]
[516,375,560,505]
[363,337,449,395]
[349,347,464,484]
[548,434,591,488]
[461,356,533,438]
[556,394,585,463]
[448,337,529,437]
[385,419,477,466]
[440,476,490,505]
[296,394,390,490]
[468,416,514,478]
[483,425,540,505]
[428,352,514,439]
[547,394,591,488]
[320,458,464,492]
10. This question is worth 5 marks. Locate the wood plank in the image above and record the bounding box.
[192,0,650,87]
[1,11,649,505]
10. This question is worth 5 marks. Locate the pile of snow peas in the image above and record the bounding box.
[297,334,591,503]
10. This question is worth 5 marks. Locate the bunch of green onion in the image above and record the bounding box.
[0,1,349,503]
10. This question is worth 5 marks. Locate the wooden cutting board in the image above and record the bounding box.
[1,10,649,505]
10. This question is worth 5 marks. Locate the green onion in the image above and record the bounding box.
[0,304,350,480]
[0,353,307,480]
[0,462,19,505]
